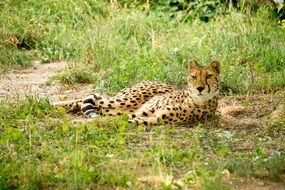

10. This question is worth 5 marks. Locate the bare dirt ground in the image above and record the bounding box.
[0,61,93,102]
[0,61,284,189]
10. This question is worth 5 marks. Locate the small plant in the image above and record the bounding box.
[47,67,98,85]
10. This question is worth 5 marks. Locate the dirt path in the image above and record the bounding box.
[0,61,93,102]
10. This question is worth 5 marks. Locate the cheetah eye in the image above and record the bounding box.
[206,74,213,79]
[191,76,197,80]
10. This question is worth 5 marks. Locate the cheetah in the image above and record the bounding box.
[53,60,221,125]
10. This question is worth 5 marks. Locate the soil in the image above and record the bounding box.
[0,61,94,102]
[0,61,284,189]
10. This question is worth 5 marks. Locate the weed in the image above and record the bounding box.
[47,67,98,85]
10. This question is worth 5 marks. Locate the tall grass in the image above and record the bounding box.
[0,1,284,93]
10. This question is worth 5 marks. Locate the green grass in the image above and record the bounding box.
[0,97,284,189]
[1,1,285,189]
[47,66,98,86]
[1,1,284,93]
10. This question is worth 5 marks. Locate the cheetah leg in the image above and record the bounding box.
[128,109,164,125]
[128,116,159,126]
[129,105,183,125]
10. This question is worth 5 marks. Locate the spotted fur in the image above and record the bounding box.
[53,60,221,125]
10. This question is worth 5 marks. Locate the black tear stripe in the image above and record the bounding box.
[214,77,219,83]
[206,79,211,93]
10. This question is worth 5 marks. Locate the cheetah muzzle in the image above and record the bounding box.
[52,60,221,125]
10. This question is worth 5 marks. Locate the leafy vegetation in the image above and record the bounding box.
[0,96,284,189]
[0,1,285,189]
[1,0,284,93]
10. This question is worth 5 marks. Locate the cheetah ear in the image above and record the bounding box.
[209,60,221,74]
[188,59,199,71]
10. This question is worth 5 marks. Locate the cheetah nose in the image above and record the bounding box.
[197,85,205,92]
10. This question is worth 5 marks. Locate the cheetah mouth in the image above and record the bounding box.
[198,92,204,96]
[197,92,210,97]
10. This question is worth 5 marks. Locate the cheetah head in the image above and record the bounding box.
[187,60,220,101]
